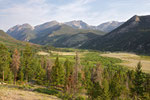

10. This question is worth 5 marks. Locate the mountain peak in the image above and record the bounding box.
[131,15,140,22]
[97,21,124,32]
[65,20,87,25]
[71,20,84,22]
[48,20,60,24]
[65,20,90,29]
[34,20,60,32]
[8,23,33,32]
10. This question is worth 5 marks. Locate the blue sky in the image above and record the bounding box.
[0,0,150,31]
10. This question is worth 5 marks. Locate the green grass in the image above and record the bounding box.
[81,52,122,67]
[49,54,75,64]
[48,51,122,69]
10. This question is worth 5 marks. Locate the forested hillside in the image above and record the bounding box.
[0,44,149,100]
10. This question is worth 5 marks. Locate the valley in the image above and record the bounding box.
[1,0,150,99]
[0,9,150,100]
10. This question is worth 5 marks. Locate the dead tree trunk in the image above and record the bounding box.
[2,71,4,81]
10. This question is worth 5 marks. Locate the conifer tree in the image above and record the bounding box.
[102,79,110,100]
[19,66,24,82]
[73,51,81,93]
[64,59,73,92]
[110,72,123,99]
[84,68,92,89]
[36,63,46,85]
[91,63,103,86]
[51,56,65,86]
[46,59,52,83]
[88,82,102,100]
[11,49,20,84]
[0,44,11,81]
[22,44,33,82]
[132,62,145,99]
[88,64,103,100]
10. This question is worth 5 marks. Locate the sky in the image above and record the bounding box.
[0,0,150,31]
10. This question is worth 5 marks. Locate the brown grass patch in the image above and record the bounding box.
[101,53,150,73]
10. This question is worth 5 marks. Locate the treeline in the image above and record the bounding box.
[0,44,150,100]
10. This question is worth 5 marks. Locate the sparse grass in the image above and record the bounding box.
[0,84,61,100]
[81,52,122,67]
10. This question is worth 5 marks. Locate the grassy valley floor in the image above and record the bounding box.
[101,52,150,73]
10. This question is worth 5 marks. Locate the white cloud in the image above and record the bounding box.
[0,0,98,31]
[0,0,53,30]
[0,0,150,31]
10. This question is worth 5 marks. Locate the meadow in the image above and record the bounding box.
[101,52,150,72]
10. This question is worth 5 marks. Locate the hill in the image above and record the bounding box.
[81,15,150,54]
[0,30,25,48]
[0,30,40,49]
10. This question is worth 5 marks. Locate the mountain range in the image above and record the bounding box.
[7,20,123,37]
[7,20,108,47]
[5,15,150,54]
[81,15,150,54]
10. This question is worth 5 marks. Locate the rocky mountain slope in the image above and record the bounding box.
[30,24,105,48]
[7,20,122,42]
[7,21,105,48]
[65,20,123,32]
[65,20,94,30]
[7,24,36,41]
[97,21,124,32]
[81,15,150,54]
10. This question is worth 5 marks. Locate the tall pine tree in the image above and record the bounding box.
[0,44,11,81]
[64,59,73,92]
[22,44,33,82]
[132,62,145,99]
[51,56,65,87]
